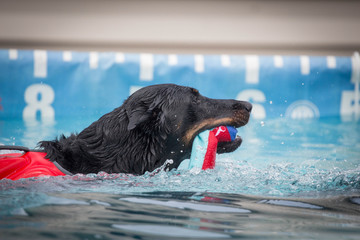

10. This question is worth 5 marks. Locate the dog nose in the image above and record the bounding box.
[244,102,252,112]
[232,101,252,112]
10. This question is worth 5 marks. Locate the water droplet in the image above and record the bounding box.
[269,101,273,104]
[165,159,174,165]
[170,151,175,154]
[260,121,265,127]
[180,150,183,153]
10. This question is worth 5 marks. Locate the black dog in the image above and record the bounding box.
[40,84,252,175]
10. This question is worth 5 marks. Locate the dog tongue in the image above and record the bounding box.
[178,126,237,170]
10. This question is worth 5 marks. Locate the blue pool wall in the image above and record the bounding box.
[0,49,359,123]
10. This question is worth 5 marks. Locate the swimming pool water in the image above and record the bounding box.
[1,117,359,239]
[1,117,359,196]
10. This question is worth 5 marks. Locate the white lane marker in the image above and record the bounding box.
[34,50,47,78]
[140,54,154,81]
[300,55,310,75]
[194,55,204,73]
[245,55,259,84]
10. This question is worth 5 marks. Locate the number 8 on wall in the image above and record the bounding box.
[23,84,55,123]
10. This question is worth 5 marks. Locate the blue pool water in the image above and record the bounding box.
[1,117,360,239]
[1,117,359,196]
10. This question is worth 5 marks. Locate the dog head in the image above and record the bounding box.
[124,84,252,170]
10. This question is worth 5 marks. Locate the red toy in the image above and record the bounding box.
[179,125,238,170]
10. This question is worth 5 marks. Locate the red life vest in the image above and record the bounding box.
[0,151,66,181]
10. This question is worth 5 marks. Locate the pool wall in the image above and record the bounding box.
[0,49,359,123]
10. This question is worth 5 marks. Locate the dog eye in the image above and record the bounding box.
[191,88,199,95]
[190,88,201,104]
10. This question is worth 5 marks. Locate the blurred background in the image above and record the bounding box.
[1,0,359,55]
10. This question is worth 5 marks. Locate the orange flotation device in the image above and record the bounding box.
[0,146,67,181]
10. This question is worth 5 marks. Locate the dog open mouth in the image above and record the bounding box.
[217,133,243,154]
[211,119,247,154]
[183,111,250,155]
[215,113,250,154]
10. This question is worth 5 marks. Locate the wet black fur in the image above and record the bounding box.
[39,84,252,175]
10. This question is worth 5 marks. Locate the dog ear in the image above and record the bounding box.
[127,108,152,131]
[126,98,163,131]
